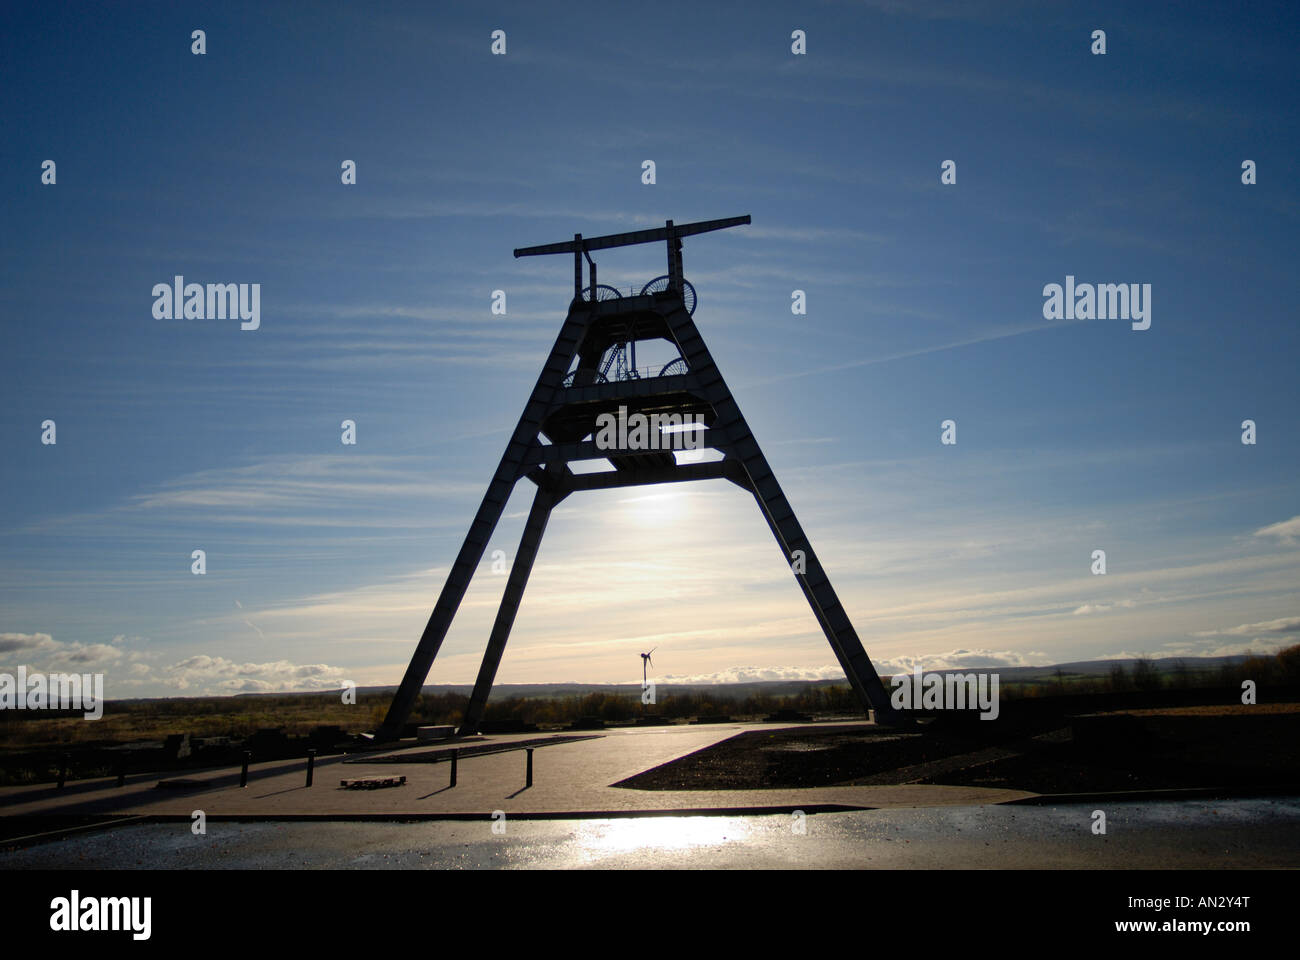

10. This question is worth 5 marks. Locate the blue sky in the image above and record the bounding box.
[2,0,1297,697]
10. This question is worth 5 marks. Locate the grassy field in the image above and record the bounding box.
[2,647,1296,786]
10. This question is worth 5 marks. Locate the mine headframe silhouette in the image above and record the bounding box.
[376,215,900,740]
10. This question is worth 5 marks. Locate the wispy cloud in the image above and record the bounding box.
[1193,616,1300,638]
[1255,516,1300,545]
[738,318,1084,388]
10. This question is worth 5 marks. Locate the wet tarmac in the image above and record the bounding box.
[0,722,1031,818]
[5,797,1299,869]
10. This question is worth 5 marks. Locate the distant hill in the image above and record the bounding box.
[212,653,1259,702]
[896,654,1258,684]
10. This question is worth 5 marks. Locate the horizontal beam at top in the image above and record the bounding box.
[514,216,751,258]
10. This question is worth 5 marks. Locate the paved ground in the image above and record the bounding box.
[5,798,1299,868]
[0,722,1030,818]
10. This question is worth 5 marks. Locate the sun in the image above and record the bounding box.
[619,490,690,527]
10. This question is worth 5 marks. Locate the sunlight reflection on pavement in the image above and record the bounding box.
[4,799,1298,869]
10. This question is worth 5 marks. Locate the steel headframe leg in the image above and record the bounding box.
[660,302,902,724]
[376,307,593,742]
[458,477,561,736]
[374,473,519,741]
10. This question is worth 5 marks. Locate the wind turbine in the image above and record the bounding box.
[640,647,656,689]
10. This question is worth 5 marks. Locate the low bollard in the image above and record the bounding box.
[116,753,127,787]
[57,754,70,789]
[450,748,458,788]
[305,748,316,788]
[525,747,534,788]
[240,750,251,788]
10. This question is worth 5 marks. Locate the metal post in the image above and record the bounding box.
[240,750,251,788]
[57,753,70,789]
[305,748,316,788]
[450,748,458,788]
[665,220,679,293]
[525,747,534,788]
[116,753,127,787]
[573,234,583,301]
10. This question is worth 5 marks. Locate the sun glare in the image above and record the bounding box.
[620,490,690,527]
[575,816,752,858]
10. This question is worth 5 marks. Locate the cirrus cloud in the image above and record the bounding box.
[1254,516,1300,545]
[1192,616,1300,638]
